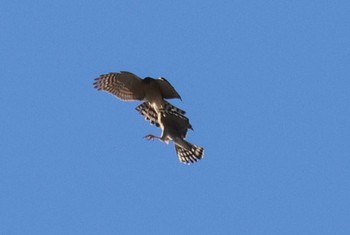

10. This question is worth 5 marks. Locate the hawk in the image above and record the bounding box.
[136,102,204,164]
[93,71,185,115]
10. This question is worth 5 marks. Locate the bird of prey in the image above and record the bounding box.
[136,102,204,164]
[93,71,185,115]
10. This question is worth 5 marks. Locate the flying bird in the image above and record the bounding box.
[93,71,185,115]
[136,102,204,164]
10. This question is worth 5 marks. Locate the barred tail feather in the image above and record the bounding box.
[174,141,204,164]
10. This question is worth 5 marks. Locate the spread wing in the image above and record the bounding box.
[93,71,145,101]
[157,77,182,100]
[163,113,192,138]
[135,102,192,131]
[135,102,160,127]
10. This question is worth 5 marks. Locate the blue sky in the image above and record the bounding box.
[1,0,350,234]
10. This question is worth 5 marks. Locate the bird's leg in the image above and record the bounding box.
[144,134,160,141]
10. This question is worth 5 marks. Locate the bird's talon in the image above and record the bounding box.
[144,134,156,141]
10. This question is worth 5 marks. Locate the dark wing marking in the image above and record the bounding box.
[136,102,192,131]
[94,71,145,101]
[157,77,182,100]
[135,102,160,127]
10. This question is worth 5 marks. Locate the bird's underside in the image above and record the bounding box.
[136,102,204,164]
[94,71,204,164]
[93,71,181,102]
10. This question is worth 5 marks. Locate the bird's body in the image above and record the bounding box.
[136,102,204,164]
[94,70,204,164]
[93,71,184,115]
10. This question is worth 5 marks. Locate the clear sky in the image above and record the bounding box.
[1,1,349,234]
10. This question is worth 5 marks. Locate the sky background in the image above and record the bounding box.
[1,0,350,234]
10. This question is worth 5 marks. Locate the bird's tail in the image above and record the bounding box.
[174,139,204,164]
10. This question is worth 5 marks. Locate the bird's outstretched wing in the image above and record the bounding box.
[93,71,145,101]
[135,102,191,130]
[135,102,160,127]
[157,77,182,100]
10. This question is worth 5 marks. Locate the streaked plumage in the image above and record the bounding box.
[93,71,183,114]
[136,102,204,164]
